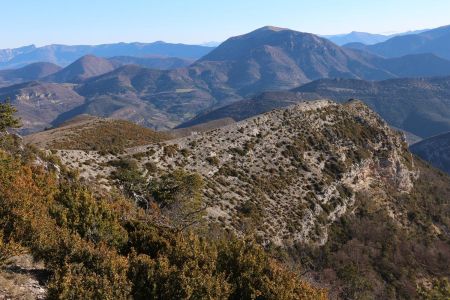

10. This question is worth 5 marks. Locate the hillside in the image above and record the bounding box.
[378,53,450,77]
[0,134,326,299]
[182,76,450,140]
[410,131,450,174]
[170,117,236,138]
[109,55,193,70]
[295,77,450,138]
[57,100,417,244]
[50,99,450,298]
[0,62,61,87]
[71,64,215,130]
[0,81,85,134]
[195,26,395,93]
[44,55,118,83]
[24,115,172,153]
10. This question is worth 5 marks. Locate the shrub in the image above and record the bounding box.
[0,141,327,299]
[206,156,220,166]
[163,144,179,157]
[149,170,205,231]
[417,278,450,299]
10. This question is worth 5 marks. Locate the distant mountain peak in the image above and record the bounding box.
[76,54,110,64]
[0,61,61,87]
[256,25,288,32]
[44,54,116,83]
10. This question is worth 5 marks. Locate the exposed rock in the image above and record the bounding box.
[0,255,48,300]
[56,100,417,246]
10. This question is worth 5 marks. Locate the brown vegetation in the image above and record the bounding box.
[0,133,327,299]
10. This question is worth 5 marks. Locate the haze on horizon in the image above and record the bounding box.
[2,0,450,48]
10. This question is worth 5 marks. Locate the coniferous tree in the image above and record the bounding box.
[0,98,20,133]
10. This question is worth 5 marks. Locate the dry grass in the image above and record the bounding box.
[25,116,172,153]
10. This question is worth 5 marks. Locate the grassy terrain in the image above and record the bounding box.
[25,116,172,154]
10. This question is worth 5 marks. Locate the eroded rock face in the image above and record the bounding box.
[56,100,417,246]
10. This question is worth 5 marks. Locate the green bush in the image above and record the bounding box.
[0,139,327,299]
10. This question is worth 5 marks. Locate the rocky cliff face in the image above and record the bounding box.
[56,100,417,246]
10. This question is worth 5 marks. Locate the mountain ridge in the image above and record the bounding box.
[46,99,450,298]
[179,76,450,140]
[43,55,118,83]
[0,41,214,69]
[56,100,417,244]
[345,24,450,60]
[324,28,429,45]
[0,62,61,87]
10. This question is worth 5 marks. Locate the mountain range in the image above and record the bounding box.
[1,24,448,71]
[2,22,450,298]
[323,31,393,45]
[4,25,450,135]
[0,41,214,69]
[345,24,450,60]
[323,29,428,45]
[0,54,194,88]
[0,62,61,87]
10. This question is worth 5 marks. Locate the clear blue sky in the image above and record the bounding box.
[2,0,450,48]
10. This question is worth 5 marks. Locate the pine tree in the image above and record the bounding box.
[0,98,21,133]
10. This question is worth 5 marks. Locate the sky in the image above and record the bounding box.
[1,0,450,48]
